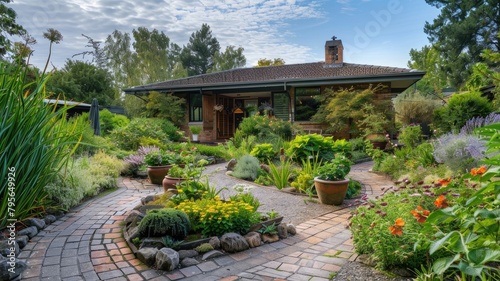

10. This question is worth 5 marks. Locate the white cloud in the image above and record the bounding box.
[9,0,324,69]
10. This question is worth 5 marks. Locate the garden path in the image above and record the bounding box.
[18,161,398,281]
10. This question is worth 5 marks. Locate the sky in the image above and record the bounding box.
[9,0,441,71]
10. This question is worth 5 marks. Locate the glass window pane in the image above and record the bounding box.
[189,93,202,122]
[295,87,320,121]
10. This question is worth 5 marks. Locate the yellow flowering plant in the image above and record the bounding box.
[176,197,260,237]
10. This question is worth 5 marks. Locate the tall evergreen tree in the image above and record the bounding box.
[180,24,220,76]
[424,0,500,88]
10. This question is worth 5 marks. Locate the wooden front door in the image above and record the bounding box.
[216,96,234,139]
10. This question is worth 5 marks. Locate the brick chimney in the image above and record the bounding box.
[325,36,343,64]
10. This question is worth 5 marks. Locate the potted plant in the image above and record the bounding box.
[313,154,352,205]
[189,125,202,142]
[162,159,208,191]
[357,104,390,149]
[144,150,175,185]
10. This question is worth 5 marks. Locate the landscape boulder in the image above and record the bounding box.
[136,247,158,266]
[220,233,249,253]
[244,232,262,248]
[155,248,179,271]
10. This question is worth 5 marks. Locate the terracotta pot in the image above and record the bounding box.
[162,176,187,192]
[313,177,349,205]
[147,165,172,185]
[370,140,388,150]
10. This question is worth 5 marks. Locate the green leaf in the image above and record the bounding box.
[474,209,500,220]
[430,231,461,255]
[432,255,460,275]
[467,248,500,265]
[456,261,483,277]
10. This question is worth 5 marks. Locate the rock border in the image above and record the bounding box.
[0,211,65,281]
[123,195,297,271]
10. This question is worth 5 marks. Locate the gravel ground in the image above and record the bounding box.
[203,162,346,225]
[332,261,414,281]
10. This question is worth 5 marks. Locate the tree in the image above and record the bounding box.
[73,34,108,69]
[180,24,220,76]
[407,45,448,95]
[424,0,500,88]
[311,85,390,136]
[0,0,25,57]
[208,45,246,73]
[46,60,115,105]
[132,27,180,83]
[145,91,186,126]
[104,30,139,89]
[256,58,285,67]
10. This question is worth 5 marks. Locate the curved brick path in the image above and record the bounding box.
[19,161,393,281]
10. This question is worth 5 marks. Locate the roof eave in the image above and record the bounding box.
[123,71,426,95]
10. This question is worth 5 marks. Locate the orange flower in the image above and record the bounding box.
[388,218,405,236]
[470,166,487,176]
[436,178,451,187]
[411,206,430,223]
[434,195,449,209]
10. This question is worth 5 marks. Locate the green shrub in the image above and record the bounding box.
[110,118,173,150]
[192,143,230,160]
[232,155,261,181]
[138,208,191,238]
[250,143,276,162]
[398,125,423,148]
[349,137,366,152]
[286,134,351,164]
[237,114,294,140]
[346,179,362,199]
[99,109,129,135]
[433,91,493,134]
[45,152,125,209]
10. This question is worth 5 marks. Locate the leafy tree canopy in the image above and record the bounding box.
[0,0,25,57]
[46,60,115,106]
[208,45,246,73]
[256,58,285,67]
[424,0,500,88]
[408,45,448,95]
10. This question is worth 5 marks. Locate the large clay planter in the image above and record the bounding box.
[313,177,349,205]
[162,176,187,192]
[147,165,172,185]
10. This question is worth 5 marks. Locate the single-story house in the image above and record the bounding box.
[124,38,425,142]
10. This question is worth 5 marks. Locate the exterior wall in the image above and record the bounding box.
[197,82,395,142]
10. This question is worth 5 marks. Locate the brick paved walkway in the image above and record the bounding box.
[19,161,393,281]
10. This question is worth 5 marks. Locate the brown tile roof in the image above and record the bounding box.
[125,62,417,92]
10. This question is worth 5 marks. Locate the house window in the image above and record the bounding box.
[189,93,202,122]
[295,87,320,121]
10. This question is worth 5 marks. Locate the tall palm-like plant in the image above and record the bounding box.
[42,28,63,75]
